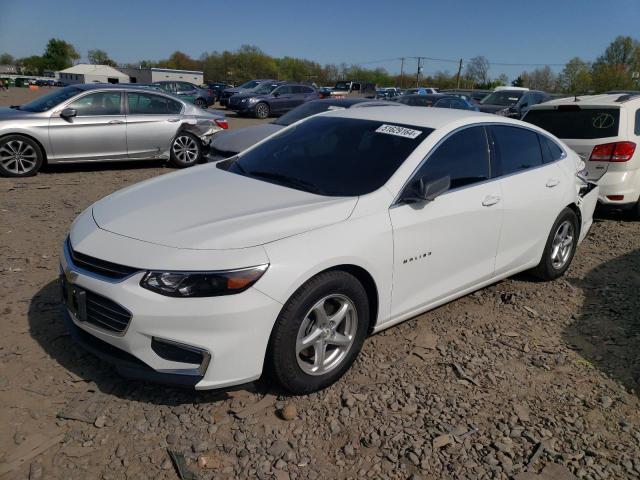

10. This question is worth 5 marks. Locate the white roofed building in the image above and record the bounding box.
[58,64,130,85]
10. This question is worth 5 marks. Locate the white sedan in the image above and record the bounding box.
[60,107,598,394]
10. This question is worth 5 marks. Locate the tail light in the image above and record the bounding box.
[215,119,228,129]
[589,141,636,162]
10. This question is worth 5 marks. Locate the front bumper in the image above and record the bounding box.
[60,238,282,390]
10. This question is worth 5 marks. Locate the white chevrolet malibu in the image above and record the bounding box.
[61,107,598,393]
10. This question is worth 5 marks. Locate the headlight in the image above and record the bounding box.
[140,265,268,297]
[247,97,259,103]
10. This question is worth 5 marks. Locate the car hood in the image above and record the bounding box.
[478,104,510,113]
[92,164,357,250]
[211,123,283,154]
[0,107,37,120]
[223,87,249,94]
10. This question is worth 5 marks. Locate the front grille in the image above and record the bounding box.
[84,290,132,334]
[68,239,138,280]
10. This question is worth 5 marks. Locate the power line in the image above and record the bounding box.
[346,55,571,69]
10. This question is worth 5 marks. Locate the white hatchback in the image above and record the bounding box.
[526,93,640,218]
[61,107,598,394]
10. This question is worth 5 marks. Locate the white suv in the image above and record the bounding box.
[526,93,640,218]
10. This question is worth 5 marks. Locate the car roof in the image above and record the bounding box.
[307,98,390,107]
[321,105,516,130]
[530,93,640,109]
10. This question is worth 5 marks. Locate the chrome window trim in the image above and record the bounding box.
[391,122,567,207]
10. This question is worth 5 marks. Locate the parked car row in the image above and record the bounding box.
[0,84,228,177]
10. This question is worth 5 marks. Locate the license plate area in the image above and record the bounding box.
[61,276,87,322]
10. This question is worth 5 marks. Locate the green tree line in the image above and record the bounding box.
[3,36,639,93]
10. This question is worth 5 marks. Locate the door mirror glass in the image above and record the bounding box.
[60,108,77,118]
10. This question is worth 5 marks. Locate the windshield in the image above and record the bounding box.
[525,107,620,139]
[254,83,280,95]
[274,102,346,126]
[239,80,261,89]
[219,116,432,196]
[18,86,82,112]
[481,91,523,106]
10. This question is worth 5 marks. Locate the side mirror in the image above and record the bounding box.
[401,175,451,204]
[60,108,77,118]
[273,91,280,97]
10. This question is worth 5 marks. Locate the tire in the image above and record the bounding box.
[194,98,207,109]
[169,132,202,168]
[628,199,640,220]
[266,271,370,394]
[0,135,44,177]
[530,208,579,280]
[254,102,270,119]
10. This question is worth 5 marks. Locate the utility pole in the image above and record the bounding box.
[399,57,405,89]
[455,58,463,89]
[415,57,423,87]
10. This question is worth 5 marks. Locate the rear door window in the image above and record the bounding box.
[525,107,620,139]
[127,92,182,115]
[491,125,543,176]
[635,109,640,135]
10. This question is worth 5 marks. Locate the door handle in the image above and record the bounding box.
[482,195,501,207]
[167,118,180,122]
[546,178,560,188]
[108,120,124,124]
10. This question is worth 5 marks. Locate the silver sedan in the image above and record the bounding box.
[0,84,228,177]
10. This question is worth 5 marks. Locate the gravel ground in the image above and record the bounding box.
[1,87,639,480]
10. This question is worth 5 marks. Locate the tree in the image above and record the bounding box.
[41,38,79,71]
[88,49,116,67]
[17,56,44,75]
[558,57,592,93]
[0,53,14,65]
[519,66,557,91]
[464,56,490,88]
[591,36,640,91]
[512,75,524,87]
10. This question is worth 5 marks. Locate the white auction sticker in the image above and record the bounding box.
[375,124,422,139]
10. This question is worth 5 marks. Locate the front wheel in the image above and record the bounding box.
[254,102,270,119]
[266,271,369,394]
[169,133,202,168]
[194,98,207,109]
[530,208,579,280]
[0,135,44,177]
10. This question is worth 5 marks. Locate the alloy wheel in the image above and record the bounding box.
[296,294,358,376]
[0,139,38,175]
[171,135,199,164]
[550,220,574,269]
[256,104,269,119]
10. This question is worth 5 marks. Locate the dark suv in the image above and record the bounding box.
[219,79,277,107]
[478,89,550,119]
[227,82,320,118]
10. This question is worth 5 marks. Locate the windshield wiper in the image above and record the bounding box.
[248,170,324,195]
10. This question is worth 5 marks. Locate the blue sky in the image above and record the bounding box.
[1,0,639,80]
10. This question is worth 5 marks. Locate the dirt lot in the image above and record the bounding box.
[1,87,639,480]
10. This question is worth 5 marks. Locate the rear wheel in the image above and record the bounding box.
[530,208,579,280]
[254,102,270,119]
[169,133,202,168]
[0,135,43,177]
[266,271,369,394]
[194,98,207,109]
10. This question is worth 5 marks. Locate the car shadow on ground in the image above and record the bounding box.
[28,280,280,406]
[40,159,169,175]
[563,247,640,396]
